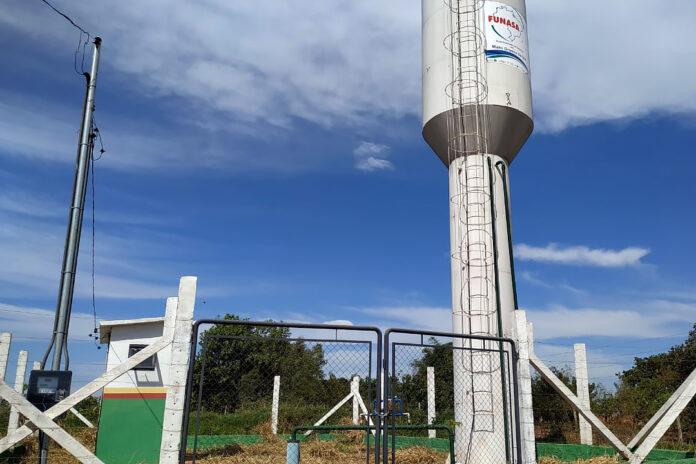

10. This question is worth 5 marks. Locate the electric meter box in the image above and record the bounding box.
[27,370,72,411]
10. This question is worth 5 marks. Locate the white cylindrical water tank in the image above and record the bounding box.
[422,0,533,165]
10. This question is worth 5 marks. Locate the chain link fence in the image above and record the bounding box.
[384,328,520,464]
[182,320,382,463]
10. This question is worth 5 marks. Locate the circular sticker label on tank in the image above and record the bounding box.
[484,1,530,73]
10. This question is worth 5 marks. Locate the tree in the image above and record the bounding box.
[192,315,327,413]
[612,323,696,442]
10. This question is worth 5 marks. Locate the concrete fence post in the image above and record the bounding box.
[515,311,537,464]
[574,343,593,445]
[0,333,11,381]
[272,376,281,434]
[7,351,28,436]
[351,376,360,425]
[159,276,197,464]
[427,366,436,438]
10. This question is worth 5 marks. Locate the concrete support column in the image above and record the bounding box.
[272,376,281,434]
[427,366,436,439]
[450,154,512,464]
[351,376,360,425]
[515,311,536,464]
[574,343,592,445]
[159,276,197,464]
[0,333,11,381]
[8,351,28,436]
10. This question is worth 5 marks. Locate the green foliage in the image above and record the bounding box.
[531,366,577,442]
[60,395,101,430]
[611,323,696,443]
[193,315,331,414]
[531,324,696,447]
[192,402,335,435]
[393,338,456,429]
[0,400,9,436]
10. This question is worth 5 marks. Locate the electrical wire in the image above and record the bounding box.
[36,0,92,75]
[38,0,89,35]
[0,306,95,319]
[89,130,100,347]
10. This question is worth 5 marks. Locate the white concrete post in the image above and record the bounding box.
[7,351,28,436]
[427,366,436,439]
[272,376,281,434]
[0,333,11,381]
[351,376,360,425]
[574,343,593,445]
[159,277,197,464]
[530,353,633,460]
[515,311,537,464]
[629,368,696,464]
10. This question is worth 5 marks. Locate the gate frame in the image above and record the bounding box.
[180,319,383,464]
[383,327,522,464]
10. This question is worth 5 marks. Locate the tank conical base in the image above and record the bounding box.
[423,105,533,167]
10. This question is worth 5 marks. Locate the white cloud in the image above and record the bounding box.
[0,183,192,300]
[353,141,393,172]
[323,319,354,327]
[356,300,692,341]
[533,343,625,388]
[3,0,694,137]
[360,306,451,332]
[528,1,696,131]
[519,270,553,288]
[0,0,694,178]
[355,157,394,172]
[527,304,691,340]
[515,243,649,267]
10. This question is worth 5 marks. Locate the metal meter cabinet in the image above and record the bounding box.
[27,370,72,412]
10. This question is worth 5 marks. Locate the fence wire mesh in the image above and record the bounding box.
[385,330,519,464]
[184,320,381,464]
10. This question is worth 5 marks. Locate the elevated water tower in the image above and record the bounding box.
[422,0,533,462]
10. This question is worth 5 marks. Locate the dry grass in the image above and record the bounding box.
[192,440,446,464]
[194,442,625,464]
[3,420,623,464]
[539,457,620,464]
[13,427,97,464]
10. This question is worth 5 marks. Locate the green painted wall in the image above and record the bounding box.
[95,398,166,464]
[536,443,696,463]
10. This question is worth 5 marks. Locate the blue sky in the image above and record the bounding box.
[1,0,695,390]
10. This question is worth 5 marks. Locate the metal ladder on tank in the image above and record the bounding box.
[445,0,499,440]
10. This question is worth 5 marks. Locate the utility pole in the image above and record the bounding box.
[38,36,101,464]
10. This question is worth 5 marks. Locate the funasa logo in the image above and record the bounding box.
[488,5,524,43]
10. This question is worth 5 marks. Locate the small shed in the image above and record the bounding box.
[95,317,173,464]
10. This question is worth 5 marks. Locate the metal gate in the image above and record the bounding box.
[180,319,383,463]
[180,322,519,464]
[384,328,520,464]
